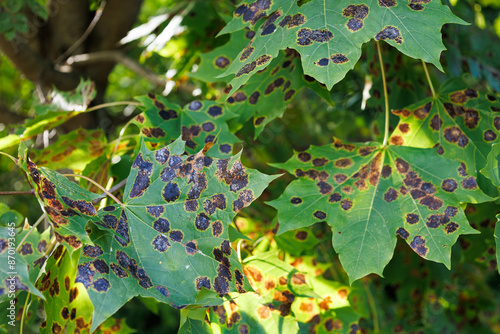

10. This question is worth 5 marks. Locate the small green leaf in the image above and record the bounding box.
[38,247,94,334]
[133,94,239,158]
[481,143,500,187]
[228,225,252,242]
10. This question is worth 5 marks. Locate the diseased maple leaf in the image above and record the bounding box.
[38,246,94,334]
[219,0,466,93]
[269,139,492,282]
[19,142,100,253]
[0,224,50,303]
[133,94,240,158]
[208,251,360,333]
[389,80,500,194]
[71,138,276,331]
[191,29,331,138]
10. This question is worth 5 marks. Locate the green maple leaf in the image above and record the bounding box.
[191,29,331,138]
[389,79,500,194]
[72,138,277,331]
[269,140,492,283]
[19,142,101,253]
[133,94,240,158]
[38,247,94,334]
[481,143,500,187]
[0,223,50,303]
[219,0,466,93]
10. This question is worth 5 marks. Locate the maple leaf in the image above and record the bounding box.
[38,246,94,334]
[191,29,331,138]
[389,79,500,195]
[208,251,360,333]
[133,94,240,158]
[269,139,492,282]
[0,224,50,302]
[68,138,276,331]
[219,0,466,92]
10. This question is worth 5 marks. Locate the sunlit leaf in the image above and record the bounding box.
[71,138,276,331]
[389,80,500,194]
[269,139,492,282]
[219,0,466,92]
[38,247,94,334]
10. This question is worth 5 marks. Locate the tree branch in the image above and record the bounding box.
[0,35,81,90]
[54,1,107,64]
[66,51,166,87]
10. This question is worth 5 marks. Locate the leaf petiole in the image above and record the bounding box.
[376,42,390,147]
[422,60,436,98]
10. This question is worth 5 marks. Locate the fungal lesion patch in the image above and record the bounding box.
[279,13,306,29]
[375,26,403,44]
[296,28,333,46]
[342,4,369,32]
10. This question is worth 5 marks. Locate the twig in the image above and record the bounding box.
[91,178,127,205]
[20,292,30,334]
[66,51,167,87]
[376,42,390,147]
[0,151,18,164]
[54,1,107,64]
[85,101,142,113]
[63,174,123,205]
[0,190,34,196]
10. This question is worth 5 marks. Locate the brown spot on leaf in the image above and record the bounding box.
[375,25,403,44]
[257,305,271,319]
[413,102,432,119]
[419,195,443,211]
[410,236,428,257]
[445,222,459,234]
[384,188,398,203]
[430,115,442,131]
[390,135,404,146]
[464,108,480,129]
[341,199,353,211]
[484,129,497,142]
[461,176,477,189]
[441,179,458,192]
[398,123,410,133]
[395,158,410,173]
[334,158,353,168]
[245,266,263,282]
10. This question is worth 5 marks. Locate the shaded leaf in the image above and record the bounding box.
[481,143,500,187]
[30,129,108,173]
[389,80,500,194]
[220,0,466,92]
[191,29,331,137]
[0,224,49,303]
[269,139,491,282]
[133,94,239,158]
